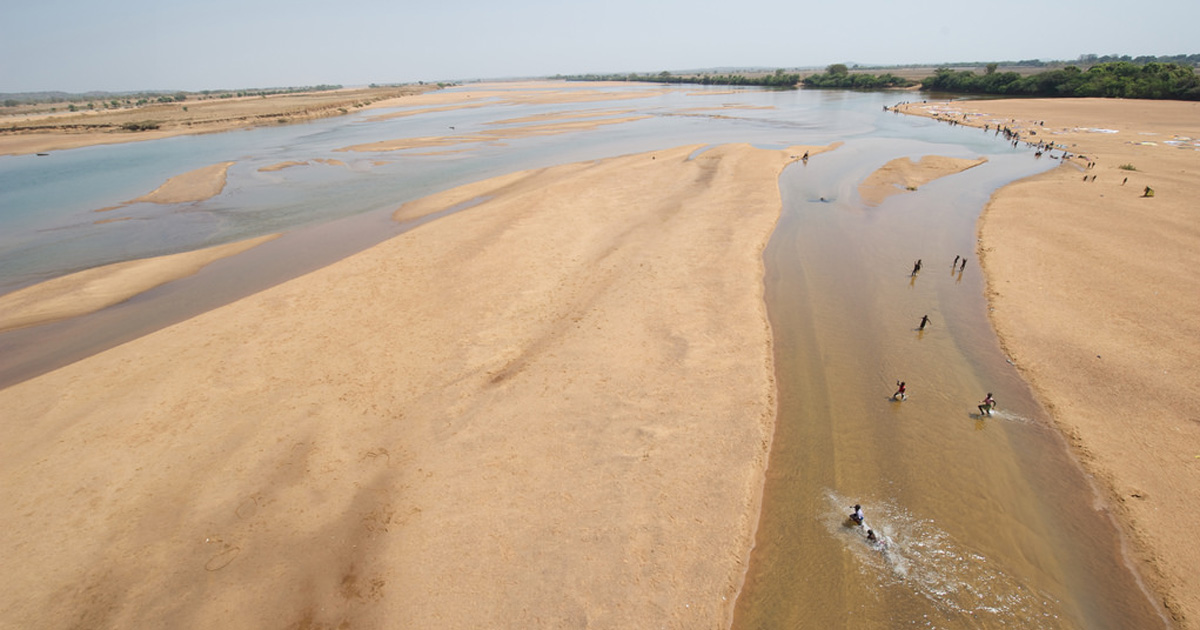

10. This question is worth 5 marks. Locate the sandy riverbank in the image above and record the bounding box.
[901,98,1200,627]
[0,142,837,628]
[0,86,437,156]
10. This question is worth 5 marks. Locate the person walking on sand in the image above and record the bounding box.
[893,381,907,401]
[918,314,931,331]
[978,393,996,416]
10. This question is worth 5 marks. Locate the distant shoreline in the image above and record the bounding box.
[0,85,438,156]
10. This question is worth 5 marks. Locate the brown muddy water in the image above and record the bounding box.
[733,139,1168,629]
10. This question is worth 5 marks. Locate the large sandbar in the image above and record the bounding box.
[0,142,835,628]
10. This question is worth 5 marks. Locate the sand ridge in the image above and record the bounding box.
[258,158,347,172]
[857,155,988,206]
[0,142,836,628]
[0,234,279,333]
[902,98,1200,627]
[131,161,236,204]
[94,161,236,215]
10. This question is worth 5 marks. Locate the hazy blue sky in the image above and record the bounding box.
[2,0,1196,92]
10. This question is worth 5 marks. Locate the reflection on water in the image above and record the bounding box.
[0,84,1169,628]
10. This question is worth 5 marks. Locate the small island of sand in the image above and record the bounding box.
[858,155,987,206]
[133,161,236,204]
[95,161,236,214]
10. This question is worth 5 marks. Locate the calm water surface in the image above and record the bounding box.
[0,84,1166,628]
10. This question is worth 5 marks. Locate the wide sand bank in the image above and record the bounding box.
[902,97,1200,627]
[0,142,834,628]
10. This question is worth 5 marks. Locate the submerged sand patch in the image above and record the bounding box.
[858,155,987,206]
[366,102,492,121]
[258,160,309,172]
[0,143,837,628]
[258,158,347,172]
[0,234,279,333]
[483,108,638,126]
[336,115,652,153]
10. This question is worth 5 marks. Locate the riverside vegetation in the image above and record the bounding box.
[562,58,1200,101]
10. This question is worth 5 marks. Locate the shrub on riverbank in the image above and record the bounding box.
[921,62,1200,100]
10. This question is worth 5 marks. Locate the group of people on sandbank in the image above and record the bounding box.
[899,101,1165,202]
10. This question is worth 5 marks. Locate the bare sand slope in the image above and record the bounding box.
[0,143,831,629]
[0,234,278,333]
[904,98,1200,627]
[858,155,987,205]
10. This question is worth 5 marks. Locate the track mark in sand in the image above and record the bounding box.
[361,447,391,465]
[235,494,262,519]
[205,545,241,571]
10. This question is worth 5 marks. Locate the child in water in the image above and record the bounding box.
[978,393,996,416]
[866,528,890,551]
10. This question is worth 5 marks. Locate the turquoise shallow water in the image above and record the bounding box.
[0,84,1166,627]
[0,86,989,293]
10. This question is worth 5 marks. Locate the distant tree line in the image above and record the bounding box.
[196,85,342,99]
[556,69,802,88]
[921,62,1200,100]
[1078,53,1200,66]
[0,85,342,108]
[802,64,917,89]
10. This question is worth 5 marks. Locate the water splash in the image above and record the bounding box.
[976,409,1037,426]
[824,490,1066,627]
